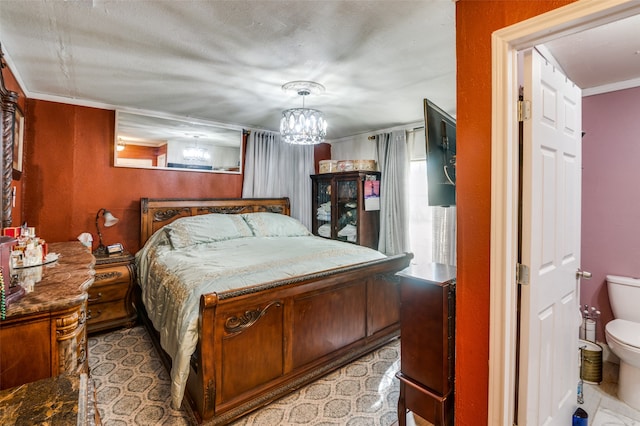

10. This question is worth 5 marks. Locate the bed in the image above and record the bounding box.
[135,197,412,424]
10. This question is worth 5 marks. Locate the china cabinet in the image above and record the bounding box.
[310,171,380,249]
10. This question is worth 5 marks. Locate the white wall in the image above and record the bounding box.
[328,121,422,161]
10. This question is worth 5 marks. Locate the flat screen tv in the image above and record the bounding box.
[424,98,456,206]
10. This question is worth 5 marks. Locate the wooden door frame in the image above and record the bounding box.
[488,1,640,424]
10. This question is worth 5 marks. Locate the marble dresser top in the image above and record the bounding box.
[0,373,98,425]
[5,241,96,319]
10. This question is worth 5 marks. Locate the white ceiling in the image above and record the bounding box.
[543,12,640,96]
[0,1,639,141]
[0,0,456,140]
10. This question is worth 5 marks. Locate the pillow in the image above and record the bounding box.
[164,213,253,248]
[241,212,311,237]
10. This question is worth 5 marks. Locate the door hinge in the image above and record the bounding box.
[516,263,530,286]
[518,99,531,122]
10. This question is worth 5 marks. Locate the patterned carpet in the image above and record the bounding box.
[88,326,402,425]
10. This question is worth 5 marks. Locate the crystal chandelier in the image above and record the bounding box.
[183,146,210,162]
[280,81,327,145]
[182,136,211,162]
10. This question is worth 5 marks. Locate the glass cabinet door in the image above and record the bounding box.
[315,179,332,239]
[335,179,358,243]
[311,171,380,249]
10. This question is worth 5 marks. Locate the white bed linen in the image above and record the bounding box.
[136,231,386,408]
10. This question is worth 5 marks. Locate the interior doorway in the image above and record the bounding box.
[488,1,640,424]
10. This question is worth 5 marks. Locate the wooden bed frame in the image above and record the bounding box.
[137,197,412,424]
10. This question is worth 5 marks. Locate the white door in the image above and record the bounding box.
[518,48,583,426]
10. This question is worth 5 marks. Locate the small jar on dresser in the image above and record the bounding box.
[88,251,137,334]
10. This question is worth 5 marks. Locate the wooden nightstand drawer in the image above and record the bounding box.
[87,300,128,325]
[93,265,130,287]
[88,281,128,304]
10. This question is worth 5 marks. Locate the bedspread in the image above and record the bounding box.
[136,232,386,408]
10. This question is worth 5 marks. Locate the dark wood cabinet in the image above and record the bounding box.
[310,171,380,249]
[0,242,95,390]
[88,252,137,334]
[396,263,456,426]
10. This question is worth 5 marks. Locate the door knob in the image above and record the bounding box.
[576,269,592,279]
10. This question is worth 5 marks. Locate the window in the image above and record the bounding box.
[407,129,456,266]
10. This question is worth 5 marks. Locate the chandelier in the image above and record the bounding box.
[183,146,210,162]
[182,136,211,162]
[280,81,327,145]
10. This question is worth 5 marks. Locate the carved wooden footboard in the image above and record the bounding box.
[137,197,412,424]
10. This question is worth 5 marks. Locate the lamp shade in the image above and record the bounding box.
[94,208,120,256]
[280,80,327,145]
[280,108,327,145]
[102,211,119,227]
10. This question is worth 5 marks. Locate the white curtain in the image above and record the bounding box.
[242,130,314,229]
[432,206,457,266]
[376,131,409,255]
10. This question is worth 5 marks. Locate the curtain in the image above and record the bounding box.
[242,130,314,229]
[432,206,457,266]
[376,131,409,255]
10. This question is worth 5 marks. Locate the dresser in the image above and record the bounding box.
[396,263,456,426]
[0,242,95,390]
[88,251,137,333]
[311,171,381,249]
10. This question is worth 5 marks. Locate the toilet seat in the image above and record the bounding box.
[606,319,640,350]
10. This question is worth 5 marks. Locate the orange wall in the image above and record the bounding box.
[455,1,574,425]
[22,100,243,253]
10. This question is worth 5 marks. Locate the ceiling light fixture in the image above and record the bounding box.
[183,146,211,162]
[280,81,327,145]
[182,136,211,162]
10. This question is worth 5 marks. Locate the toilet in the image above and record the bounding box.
[605,275,640,410]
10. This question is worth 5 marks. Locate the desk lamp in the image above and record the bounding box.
[94,208,119,256]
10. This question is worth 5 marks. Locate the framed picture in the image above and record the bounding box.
[12,106,24,175]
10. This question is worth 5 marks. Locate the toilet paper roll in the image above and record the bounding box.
[584,319,596,342]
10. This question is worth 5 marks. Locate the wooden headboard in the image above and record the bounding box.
[140,197,291,246]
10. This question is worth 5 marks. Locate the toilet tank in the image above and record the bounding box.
[607,275,640,323]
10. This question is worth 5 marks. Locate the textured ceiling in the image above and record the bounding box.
[0,0,456,140]
[543,12,640,95]
[1,1,639,142]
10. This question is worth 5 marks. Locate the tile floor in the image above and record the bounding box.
[393,360,640,426]
[390,412,432,426]
[583,360,640,425]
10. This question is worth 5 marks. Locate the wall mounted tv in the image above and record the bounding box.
[424,98,456,206]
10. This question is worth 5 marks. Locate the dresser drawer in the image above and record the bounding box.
[88,281,128,304]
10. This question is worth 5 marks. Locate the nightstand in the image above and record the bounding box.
[88,251,137,334]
